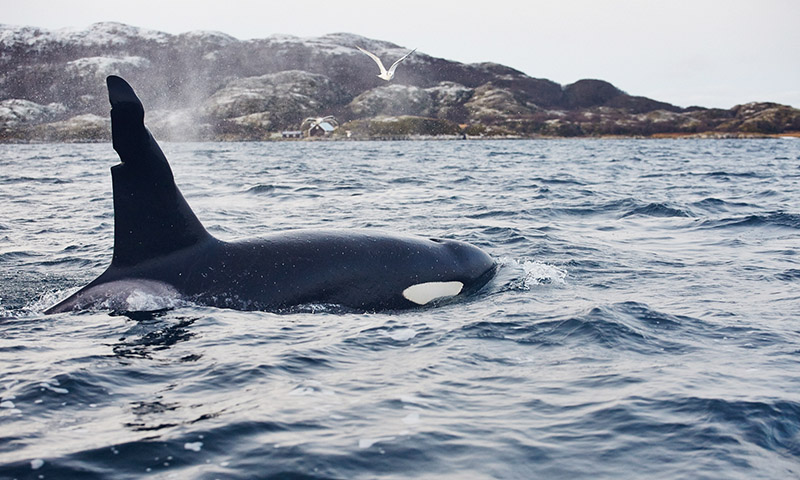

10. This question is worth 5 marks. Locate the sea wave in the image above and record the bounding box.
[2,139,800,479]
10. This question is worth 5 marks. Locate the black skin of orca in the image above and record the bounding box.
[45,76,496,314]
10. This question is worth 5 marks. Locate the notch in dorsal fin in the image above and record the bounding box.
[106,75,212,267]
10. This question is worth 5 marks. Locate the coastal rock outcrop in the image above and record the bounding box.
[200,70,347,134]
[348,84,435,118]
[1,22,797,141]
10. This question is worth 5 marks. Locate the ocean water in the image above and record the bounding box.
[1,138,799,479]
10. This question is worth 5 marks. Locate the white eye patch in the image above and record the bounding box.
[402,281,464,305]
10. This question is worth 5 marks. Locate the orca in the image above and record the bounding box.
[45,75,496,314]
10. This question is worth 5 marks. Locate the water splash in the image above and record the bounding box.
[496,257,568,291]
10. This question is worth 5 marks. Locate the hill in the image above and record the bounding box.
[1,22,798,141]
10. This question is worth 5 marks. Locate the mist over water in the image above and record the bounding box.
[1,139,799,479]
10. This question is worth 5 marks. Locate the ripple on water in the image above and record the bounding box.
[2,140,800,479]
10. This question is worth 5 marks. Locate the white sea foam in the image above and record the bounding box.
[520,260,568,287]
[184,442,203,452]
[40,382,69,394]
[358,436,395,449]
[388,328,418,341]
[122,289,181,312]
[402,412,420,424]
[497,257,568,291]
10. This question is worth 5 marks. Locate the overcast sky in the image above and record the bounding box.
[3,0,798,108]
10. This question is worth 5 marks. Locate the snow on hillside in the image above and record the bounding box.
[0,22,169,50]
[2,21,796,141]
[66,56,152,80]
[0,99,65,127]
[177,30,238,45]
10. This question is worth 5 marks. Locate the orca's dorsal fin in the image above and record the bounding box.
[106,75,211,267]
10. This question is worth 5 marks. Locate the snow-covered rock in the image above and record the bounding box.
[1,21,794,140]
[427,82,473,105]
[464,83,535,122]
[0,99,65,128]
[0,22,168,53]
[348,84,434,118]
[177,30,238,46]
[202,71,346,129]
[34,113,109,142]
[66,55,151,81]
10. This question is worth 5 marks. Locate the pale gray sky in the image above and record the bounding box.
[3,0,798,108]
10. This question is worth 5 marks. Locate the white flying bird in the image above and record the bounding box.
[357,46,417,81]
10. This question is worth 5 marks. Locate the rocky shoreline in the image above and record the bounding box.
[2,23,798,143]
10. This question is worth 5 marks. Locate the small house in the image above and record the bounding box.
[308,121,336,137]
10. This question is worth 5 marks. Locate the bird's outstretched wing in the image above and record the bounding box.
[357,46,388,75]
[387,48,417,77]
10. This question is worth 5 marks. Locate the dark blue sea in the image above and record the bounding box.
[1,139,799,479]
